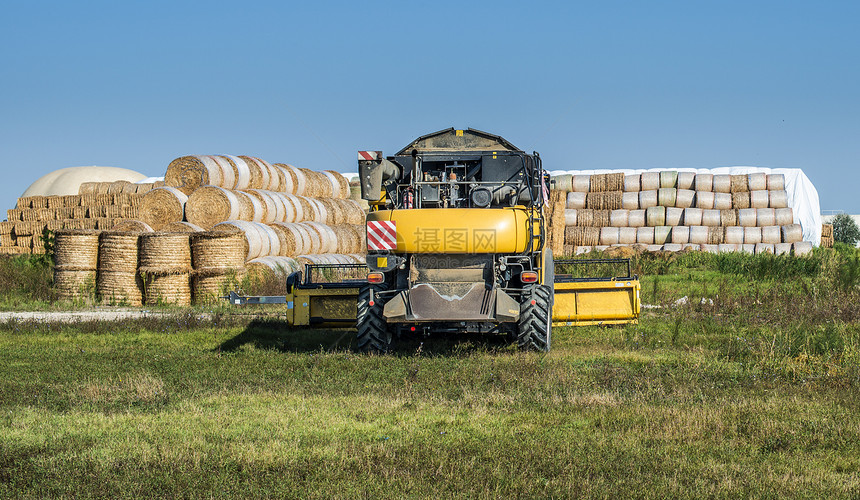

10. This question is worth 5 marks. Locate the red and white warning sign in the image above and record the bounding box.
[358,151,381,161]
[367,221,396,250]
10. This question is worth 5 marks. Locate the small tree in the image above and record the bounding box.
[832,213,860,246]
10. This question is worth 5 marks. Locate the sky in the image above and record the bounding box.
[1,0,858,212]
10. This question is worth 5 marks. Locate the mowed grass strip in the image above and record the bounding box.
[1,318,860,498]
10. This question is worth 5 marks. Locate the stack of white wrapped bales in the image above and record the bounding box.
[549,170,815,256]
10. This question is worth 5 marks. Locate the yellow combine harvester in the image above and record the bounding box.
[228,128,639,352]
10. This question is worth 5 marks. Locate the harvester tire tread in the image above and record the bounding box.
[518,285,552,352]
[356,283,391,354]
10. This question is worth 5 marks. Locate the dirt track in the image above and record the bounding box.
[0,309,199,323]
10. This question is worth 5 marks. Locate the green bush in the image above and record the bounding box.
[832,213,860,246]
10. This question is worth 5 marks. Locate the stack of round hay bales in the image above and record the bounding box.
[54,230,100,302]
[191,231,246,304]
[246,256,301,282]
[97,231,142,305]
[138,232,192,305]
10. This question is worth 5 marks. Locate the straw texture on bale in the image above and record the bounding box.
[213,221,268,260]
[54,269,96,301]
[640,172,660,191]
[143,274,191,306]
[183,186,241,229]
[163,221,204,232]
[54,230,100,270]
[566,192,586,209]
[139,187,188,231]
[110,220,153,232]
[708,226,724,245]
[720,209,738,227]
[732,192,750,209]
[246,256,300,277]
[97,271,142,306]
[165,155,224,195]
[575,209,593,227]
[730,174,748,193]
[193,271,244,304]
[138,233,192,274]
[586,192,622,210]
[98,232,139,273]
[191,231,246,271]
[564,226,600,246]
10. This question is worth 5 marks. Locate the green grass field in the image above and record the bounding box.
[1,247,859,498]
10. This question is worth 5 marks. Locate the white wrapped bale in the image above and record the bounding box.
[659,171,678,189]
[639,190,658,208]
[782,224,803,243]
[718,243,739,253]
[622,192,640,209]
[748,173,767,191]
[566,192,586,209]
[654,226,671,244]
[646,244,664,252]
[701,209,721,227]
[756,208,775,226]
[689,226,709,244]
[677,172,695,190]
[738,208,757,227]
[675,189,695,208]
[600,227,620,245]
[741,244,756,254]
[646,206,666,226]
[724,226,744,245]
[665,207,683,226]
[769,190,788,208]
[663,243,683,252]
[761,226,782,244]
[767,174,785,191]
[636,227,655,244]
[775,208,794,225]
[749,190,770,209]
[564,209,577,226]
[683,208,703,226]
[657,188,676,207]
[628,209,646,227]
[571,175,591,192]
[671,226,690,244]
[701,244,720,254]
[774,242,792,255]
[640,172,660,191]
[755,243,774,254]
[696,191,715,209]
[744,226,762,244]
[574,246,593,255]
[610,209,629,227]
[623,174,641,192]
[714,192,733,210]
[552,174,573,192]
[695,174,713,192]
[713,175,731,193]
[618,227,637,244]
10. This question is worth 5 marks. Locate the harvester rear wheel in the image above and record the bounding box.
[517,285,552,352]
[356,284,391,353]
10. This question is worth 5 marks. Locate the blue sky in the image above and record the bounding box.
[2,0,858,212]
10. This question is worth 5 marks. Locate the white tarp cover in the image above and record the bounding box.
[548,167,821,246]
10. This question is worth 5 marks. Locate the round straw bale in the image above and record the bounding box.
[270,223,304,256]
[782,224,803,244]
[304,222,338,253]
[239,156,269,190]
[165,156,224,195]
[675,189,695,208]
[252,157,280,191]
[737,208,757,227]
[708,226,724,245]
[657,188,676,207]
[662,243,682,252]
[671,226,689,244]
[767,174,785,191]
[730,174,748,193]
[54,269,97,301]
[683,208,703,226]
[134,183,155,195]
[98,232,139,273]
[749,190,769,209]
[317,198,346,225]
[640,172,660,191]
[257,223,282,256]
[724,226,744,245]
[277,194,304,223]
[589,174,607,193]
[246,256,300,279]
[571,175,591,193]
[191,230,246,270]
[659,171,677,189]
[299,169,326,198]
[755,243,774,255]
[616,227,635,245]
[79,182,99,195]
[689,226,708,244]
[744,226,762,244]
[107,180,132,195]
[607,173,624,191]
[193,270,245,305]
[209,156,236,190]
[636,227,655,244]
[138,232,192,274]
[694,174,713,192]
[275,164,305,195]
[645,206,665,226]
[294,223,322,254]
[586,192,622,210]
[108,219,153,233]
[720,209,738,226]
[306,197,329,223]
[623,174,640,192]
[748,173,767,191]
[592,210,610,227]
[563,209,577,226]
[712,175,731,193]
[234,191,264,222]
[551,174,572,192]
[183,186,242,230]
[732,192,751,209]
[243,190,277,224]
[163,221,203,233]
[212,221,270,261]
[97,271,143,306]
[139,187,188,231]
[221,155,252,190]
[718,244,738,253]
[324,171,351,199]
[665,207,683,226]
[628,209,646,227]
[756,208,775,227]
[774,208,794,226]
[695,191,715,209]
[564,227,600,246]
[142,273,191,306]
[54,230,100,270]
[768,190,788,208]
[337,199,365,225]
[609,209,628,227]
[621,192,639,209]
[566,192,586,209]
[639,190,658,208]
